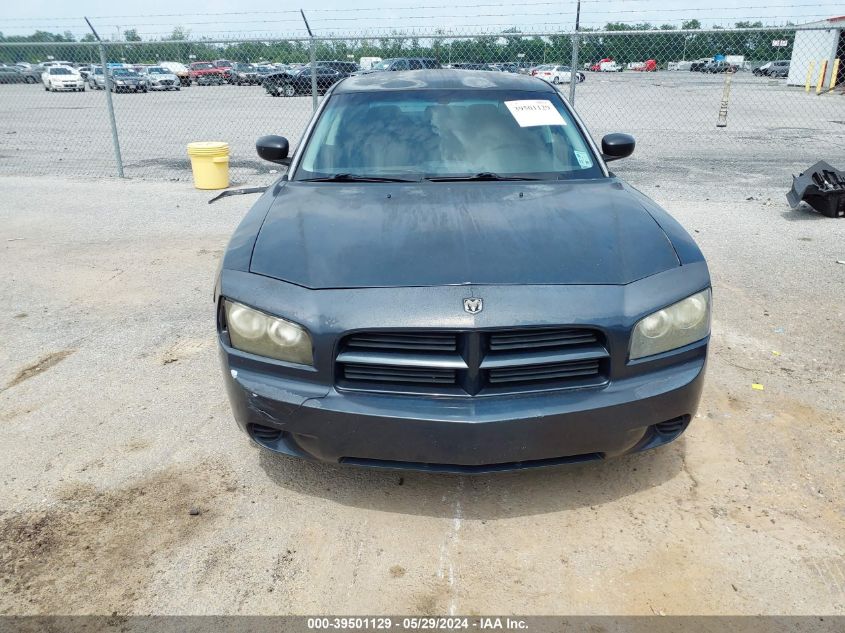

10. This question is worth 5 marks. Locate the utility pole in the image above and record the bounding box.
[85,17,124,177]
[568,0,581,106]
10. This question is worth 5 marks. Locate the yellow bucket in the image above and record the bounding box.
[187,141,230,190]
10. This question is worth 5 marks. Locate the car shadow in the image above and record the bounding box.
[257,437,686,520]
[780,203,828,221]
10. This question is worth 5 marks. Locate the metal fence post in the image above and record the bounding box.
[310,38,318,112]
[85,18,124,177]
[569,33,580,107]
[300,10,318,113]
[568,0,581,107]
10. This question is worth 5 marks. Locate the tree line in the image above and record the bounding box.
[0,21,799,67]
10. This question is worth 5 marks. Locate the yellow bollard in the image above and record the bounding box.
[805,60,815,92]
[187,142,230,190]
[829,58,841,91]
[815,59,827,95]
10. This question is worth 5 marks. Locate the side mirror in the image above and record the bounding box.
[256,135,290,165]
[601,133,635,162]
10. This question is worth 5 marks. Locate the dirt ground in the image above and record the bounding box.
[0,165,843,615]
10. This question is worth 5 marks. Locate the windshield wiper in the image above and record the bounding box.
[299,173,420,183]
[424,172,541,182]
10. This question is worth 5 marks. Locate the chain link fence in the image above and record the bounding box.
[0,25,843,183]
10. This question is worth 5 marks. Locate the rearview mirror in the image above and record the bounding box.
[601,133,635,162]
[256,135,290,165]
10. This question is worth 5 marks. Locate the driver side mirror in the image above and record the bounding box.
[601,133,635,162]
[256,135,290,165]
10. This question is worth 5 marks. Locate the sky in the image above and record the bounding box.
[1,0,842,39]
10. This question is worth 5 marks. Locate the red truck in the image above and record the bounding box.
[632,59,658,72]
[189,61,225,85]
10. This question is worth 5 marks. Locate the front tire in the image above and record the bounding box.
[26,76,36,84]
[283,83,295,97]
[552,76,560,84]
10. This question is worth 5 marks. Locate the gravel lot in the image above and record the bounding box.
[0,71,843,182]
[0,70,844,617]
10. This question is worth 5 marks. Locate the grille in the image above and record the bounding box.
[488,327,598,351]
[345,331,457,352]
[343,363,457,385]
[337,327,607,395]
[654,416,689,436]
[488,359,601,385]
[248,424,282,442]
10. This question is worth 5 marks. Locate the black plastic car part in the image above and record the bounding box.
[787,160,845,218]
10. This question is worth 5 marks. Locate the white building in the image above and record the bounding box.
[787,16,844,86]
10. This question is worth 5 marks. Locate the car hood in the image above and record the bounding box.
[249,180,680,289]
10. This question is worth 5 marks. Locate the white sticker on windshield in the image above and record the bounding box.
[504,100,566,127]
[574,150,593,169]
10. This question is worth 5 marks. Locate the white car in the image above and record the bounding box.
[42,66,85,92]
[535,65,585,84]
[144,66,181,90]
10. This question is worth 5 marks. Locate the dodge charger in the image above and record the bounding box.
[215,70,710,473]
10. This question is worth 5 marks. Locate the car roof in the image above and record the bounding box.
[335,69,556,93]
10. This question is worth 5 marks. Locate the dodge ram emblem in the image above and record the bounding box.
[463,298,483,314]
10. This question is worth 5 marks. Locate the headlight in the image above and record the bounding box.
[224,300,313,365]
[630,289,710,360]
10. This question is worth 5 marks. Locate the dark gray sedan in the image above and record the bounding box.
[0,67,40,84]
[216,70,710,472]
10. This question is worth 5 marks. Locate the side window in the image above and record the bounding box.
[409,59,422,70]
[393,59,408,71]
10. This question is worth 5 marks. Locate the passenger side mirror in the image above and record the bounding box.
[601,133,635,162]
[256,135,290,165]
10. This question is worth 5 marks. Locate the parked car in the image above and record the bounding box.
[451,62,496,71]
[703,60,737,74]
[40,60,74,69]
[189,62,225,85]
[229,62,260,85]
[0,66,39,84]
[318,60,359,76]
[356,57,440,74]
[689,58,712,72]
[534,64,585,84]
[76,65,93,79]
[109,68,149,93]
[144,66,181,90]
[263,66,342,96]
[88,66,106,89]
[159,61,192,86]
[254,64,277,81]
[41,66,85,92]
[220,70,710,471]
[756,60,790,77]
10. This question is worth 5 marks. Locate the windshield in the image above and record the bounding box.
[112,69,137,77]
[192,63,213,70]
[148,67,167,74]
[295,89,603,181]
[371,59,394,70]
[50,68,73,75]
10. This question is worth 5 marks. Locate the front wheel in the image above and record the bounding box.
[552,76,560,85]
[26,76,36,84]
[283,83,295,97]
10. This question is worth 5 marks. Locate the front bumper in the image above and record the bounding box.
[221,343,705,473]
[52,82,84,90]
